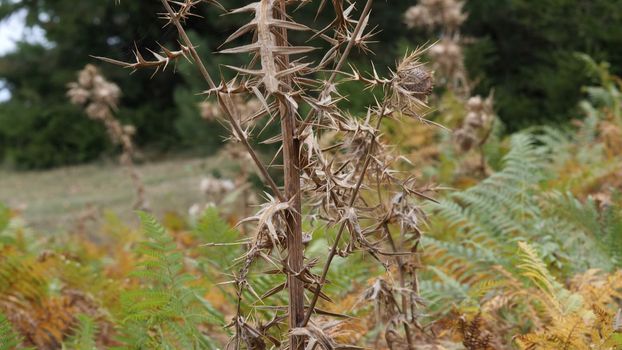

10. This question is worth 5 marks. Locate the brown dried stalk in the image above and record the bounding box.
[159,0,285,202]
[100,1,435,349]
[405,0,469,95]
[67,64,147,210]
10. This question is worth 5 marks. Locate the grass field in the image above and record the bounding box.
[0,156,223,231]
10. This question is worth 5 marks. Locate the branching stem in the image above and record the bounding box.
[328,0,374,84]
[159,0,285,202]
[302,97,389,326]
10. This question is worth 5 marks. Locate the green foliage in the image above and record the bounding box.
[115,211,222,350]
[62,314,98,350]
[193,207,239,268]
[0,203,9,234]
[0,313,30,350]
[0,0,418,169]
[421,133,596,314]
[463,0,622,130]
[544,191,622,269]
[430,134,545,241]
[0,101,107,169]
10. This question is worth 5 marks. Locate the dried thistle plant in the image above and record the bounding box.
[405,0,499,180]
[99,1,436,348]
[404,0,467,34]
[454,93,495,153]
[67,64,148,210]
[453,92,495,177]
[404,0,469,95]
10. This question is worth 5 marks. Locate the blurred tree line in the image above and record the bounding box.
[0,0,620,169]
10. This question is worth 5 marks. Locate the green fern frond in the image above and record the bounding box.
[0,204,9,235]
[420,267,470,311]
[517,241,562,311]
[0,313,21,350]
[116,212,223,350]
[193,207,240,270]
[63,314,98,350]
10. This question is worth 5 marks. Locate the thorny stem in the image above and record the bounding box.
[327,0,374,84]
[280,96,305,349]
[302,98,389,326]
[384,223,415,350]
[159,0,285,202]
[275,1,305,348]
[160,0,215,88]
[297,0,375,139]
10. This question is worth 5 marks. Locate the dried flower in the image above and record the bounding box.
[392,50,434,118]
[454,93,495,153]
[67,65,146,209]
[429,38,467,93]
[404,6,433,29]
[404,0,467,33]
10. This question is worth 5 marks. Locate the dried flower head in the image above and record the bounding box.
[392,50,434,118]
[428,38,467,93]
[199,100,223,122]
[454,93,495,153]
[200,176,235,197]
[404,6,433,29]
[67,64,146,209]
[404,0,467,33]
[67,64,121,120]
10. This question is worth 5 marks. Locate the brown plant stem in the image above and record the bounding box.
[384,223,414,350]
[302,99,389,326]
[281,97,305,349]
[159,0,285,202]
[275,1,305,348]
[102,115,146,210]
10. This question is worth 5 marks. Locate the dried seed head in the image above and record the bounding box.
[428,38,466,91]
[200,176,235,196]
[444,4,468,30]
[67,86,90,105]
[454,128,476,152]
[199,100,222,121]
[404,6,433,29]
[67,64,121,118]
[464,111,483,129]
[396,65,434,101]
[77,65,97,88]
[467,95,484,112]
[404,0,467,32]
[391,50,434,118]
[454,92,495,152]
